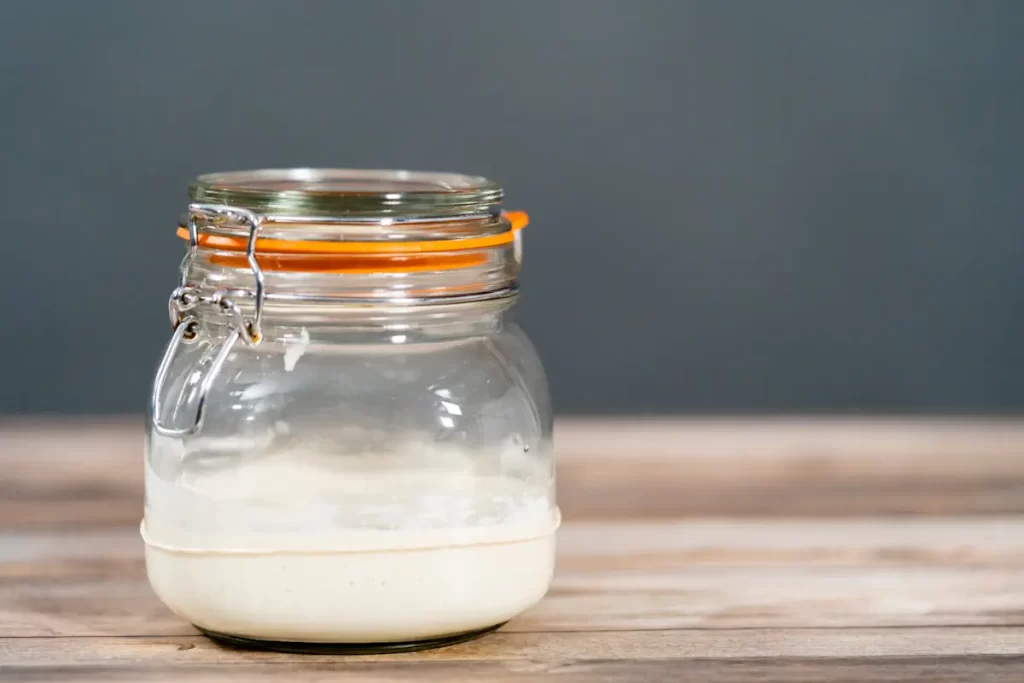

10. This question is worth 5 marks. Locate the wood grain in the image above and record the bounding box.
[4,627,1024,663]
[0,420,142,530]
[6,659,1024,683]
[3,632,1024,682]
[1,418,1024,680]
[556,418,1024,518]
[2,418,1024,530]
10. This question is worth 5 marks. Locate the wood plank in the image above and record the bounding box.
[0,420,142,530]
[3,418,1024,530]
[2,629,1023,682]
[4,658,1024,683]
[3,520,1023,638]
[4,628,1024,662]
[556,418,1024,519]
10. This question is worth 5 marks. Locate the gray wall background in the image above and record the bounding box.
[2,0,1022,415]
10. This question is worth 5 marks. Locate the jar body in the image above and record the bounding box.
[144,301,555,644]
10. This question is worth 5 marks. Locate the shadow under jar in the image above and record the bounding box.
[144,169,556,654]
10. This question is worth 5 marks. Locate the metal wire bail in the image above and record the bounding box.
[173,203,266,344]
[150,319,240,438]
[152,204,267,437]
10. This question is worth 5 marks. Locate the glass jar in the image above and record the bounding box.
[143,169,556,653]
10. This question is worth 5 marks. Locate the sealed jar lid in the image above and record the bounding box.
[190,168,505,219]
[177,169,527,260]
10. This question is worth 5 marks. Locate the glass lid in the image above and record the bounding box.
[189,168,504,218]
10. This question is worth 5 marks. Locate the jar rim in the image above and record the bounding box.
[189,168,504,218]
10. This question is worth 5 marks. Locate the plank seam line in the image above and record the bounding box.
[3,623,1024,639]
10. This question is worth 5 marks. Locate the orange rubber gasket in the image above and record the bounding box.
[176,211,528,255]
[207,251,491,274]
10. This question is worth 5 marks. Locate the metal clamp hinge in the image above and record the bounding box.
[151,204,267,437]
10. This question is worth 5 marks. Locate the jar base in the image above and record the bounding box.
[194,622,507,655]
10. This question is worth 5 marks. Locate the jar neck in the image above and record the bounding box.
[190,288,517,343]
[171,195,522,347]
[187,242,518,302]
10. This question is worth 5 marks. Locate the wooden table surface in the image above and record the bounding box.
[2,418,1024,681]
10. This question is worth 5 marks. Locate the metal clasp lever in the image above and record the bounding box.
[151,204,266,437]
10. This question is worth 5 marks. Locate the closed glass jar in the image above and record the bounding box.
[144,169,556,652]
